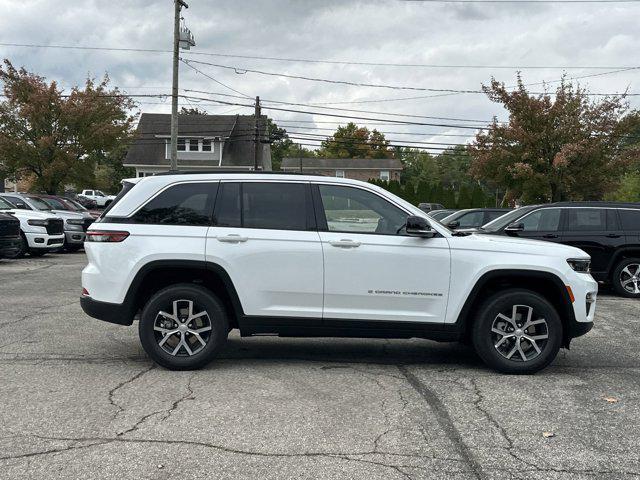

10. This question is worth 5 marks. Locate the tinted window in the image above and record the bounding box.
[41,197,67,210]
[319,185,407,235]
[214,183,241,227]
[242,183,308,230]
[456,211,485,228]
[620,209,640,231]
[133,183,216,225]
[521,209,561,232]
[565,209,605,232]
[4,196,31,210]
[485,210,508,223]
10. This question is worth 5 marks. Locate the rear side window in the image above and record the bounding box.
[565,209,605,232]
[214,182,311,231]
[520,209,561,231]
[133,182,217,226]
[620,209,640,231]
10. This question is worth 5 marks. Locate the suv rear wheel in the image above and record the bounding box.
[612,258,640,298]
[4,233,27,259]
[472,289,562,374]
[139,284,229,370]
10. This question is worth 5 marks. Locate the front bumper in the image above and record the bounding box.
[565,272,597,344]
[65,231,86,245]
[0,236,21,258]
[24,232,64,249]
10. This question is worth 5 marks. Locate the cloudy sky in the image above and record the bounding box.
[1,0,639,151]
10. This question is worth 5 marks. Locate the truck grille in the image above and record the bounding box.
[46,218,64,235]
[0,217,20,238]
[83,218,94,231]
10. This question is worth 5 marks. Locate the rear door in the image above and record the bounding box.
[205,181,323,318]
[561,208,621,277]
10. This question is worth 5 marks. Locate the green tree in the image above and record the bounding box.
[434,146,474,189]
[469,75,630,203]
[265,118,313,171]
[0,60,136,194]
[317,122,392,159]
[415,181,432,204]
[180,106,207,115]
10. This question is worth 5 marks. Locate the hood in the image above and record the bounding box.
[3,209,59,220]
[450,232,589,259]
[51,209,92,220]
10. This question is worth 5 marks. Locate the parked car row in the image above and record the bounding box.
[427,203,640,298]
[0,193,98,259]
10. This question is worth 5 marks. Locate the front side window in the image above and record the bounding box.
[456,211,485,228]
[619,209,640,231]
[133,182,217,225]
[520,209,561,232]
[565,209,605,232]
[318,184,407,235]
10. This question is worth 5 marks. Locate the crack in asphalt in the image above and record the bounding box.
[397,365,486,480]
[0,300,78,331]
[108,365,156,421]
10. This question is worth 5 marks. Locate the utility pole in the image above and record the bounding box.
[299,143,303,173]
[254,96,261,170]
[170,0,191,171]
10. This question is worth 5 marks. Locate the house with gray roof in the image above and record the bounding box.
[123,113,271,177]
[281,157,402,182]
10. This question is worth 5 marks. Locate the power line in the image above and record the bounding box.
[180,58,252,98]
[1,42,637,70]
[403,0,640,2]
[181,58,640,97]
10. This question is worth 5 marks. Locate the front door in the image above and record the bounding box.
[205,181,323,318]
[314,183,450,323]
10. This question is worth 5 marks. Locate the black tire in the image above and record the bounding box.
[611,258,640,298]
[4,233,27,259]
[139,284,229,370]
[471,289,562,374]
[29,249,48,257]
[64,244,83,253]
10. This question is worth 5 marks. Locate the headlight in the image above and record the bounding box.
[567,258,590,273]
[27,219,48,227]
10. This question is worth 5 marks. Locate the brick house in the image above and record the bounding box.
[123,113,271,176]
[281,158,402,181]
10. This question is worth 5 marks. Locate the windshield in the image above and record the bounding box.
[63,198,87,211]
[0,197,14,209]
[95,190,106,196]
[42,197,67,210]
[27,196,53,211]
[480,206,538,232]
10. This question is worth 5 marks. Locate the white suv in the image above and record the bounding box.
[81,173,597,373]
[79,189,116,208]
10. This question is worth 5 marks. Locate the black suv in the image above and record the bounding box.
[0,212,21,259]
[476,202,640,298]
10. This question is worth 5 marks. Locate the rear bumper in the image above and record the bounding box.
[80,296,134,326]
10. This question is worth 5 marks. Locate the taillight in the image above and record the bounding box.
[82,288,90,297]
[85,230,129,242]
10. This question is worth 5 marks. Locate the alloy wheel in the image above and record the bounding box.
[491,304,549,362]
[153,299,212,356]
[619,263,640,295]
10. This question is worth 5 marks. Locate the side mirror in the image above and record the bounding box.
[505,222,524,233]
[447,220,460,229]
[406,216,435,238]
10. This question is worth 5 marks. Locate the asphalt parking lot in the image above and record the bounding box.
[1,253,639,479]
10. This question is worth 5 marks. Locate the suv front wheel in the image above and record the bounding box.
[139,284,229,370]
[472,289,562,374]
[612,258,640,298]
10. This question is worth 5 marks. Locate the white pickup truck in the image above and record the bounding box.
[79,189,116,208]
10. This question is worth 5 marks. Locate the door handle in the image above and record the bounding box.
[329,239,361,248]
[217,234,248,243]
[543,234,558,239]
[606,234,621,238]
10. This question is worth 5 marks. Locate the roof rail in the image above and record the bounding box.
[154,170,321,176]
